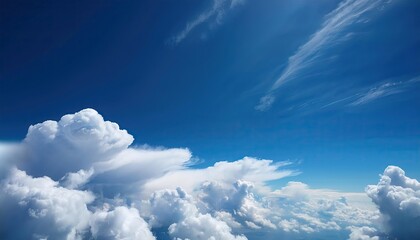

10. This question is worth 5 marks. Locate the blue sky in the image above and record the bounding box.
[1,0,419,194]
[1,1,420,239]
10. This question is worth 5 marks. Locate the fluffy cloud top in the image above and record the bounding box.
[148,188,247,240]
[0,108,418,240]
[199,180,277,229]
[22,108,133,178]
[366,166,420,240]
[347,226,380,240]
[90,206,155,240]
[0,168,94,240]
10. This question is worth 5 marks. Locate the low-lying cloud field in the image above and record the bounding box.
[1,109,419,240]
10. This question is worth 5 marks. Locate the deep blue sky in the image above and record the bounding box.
[1,0,419,191]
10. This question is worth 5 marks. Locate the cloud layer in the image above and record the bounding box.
[0,108,419,239]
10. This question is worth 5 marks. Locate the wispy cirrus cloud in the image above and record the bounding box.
[350,82,400,106]
[350,76,420,106]
[284,76,420,115]
[256,0,391,111]
[254,94,275,111]
[319,76,420,109]
[169,0,245,45]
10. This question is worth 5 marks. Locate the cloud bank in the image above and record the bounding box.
[0,108,419,239]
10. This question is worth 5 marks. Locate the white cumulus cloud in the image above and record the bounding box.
[366,166,420,239]
[0,108,418,240]
[147,187,247,240]
[90,206,155,240]
[0,168,94,240]
[22,108,133,179]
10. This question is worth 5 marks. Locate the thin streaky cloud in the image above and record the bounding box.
[256,0,391,111]
[350,82,402,106]
[350,76,420,106]
[170,0,245,45]
[318,76,420,110]
[262,76,420,117]
[320,95,359,109]
[254,94,275,111]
